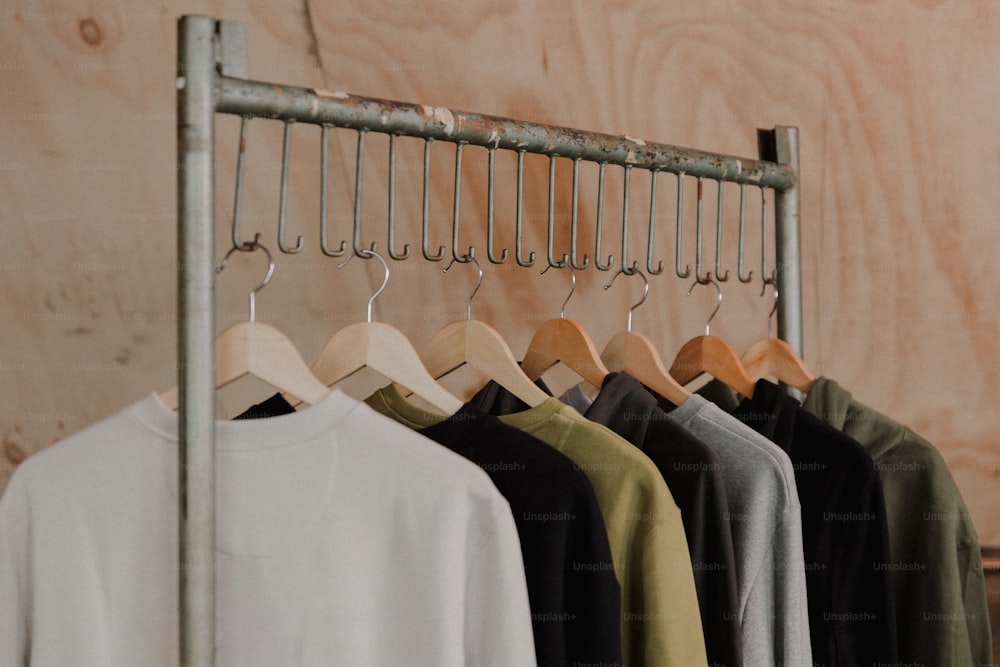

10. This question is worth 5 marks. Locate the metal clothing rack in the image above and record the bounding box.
[176,14,802,665]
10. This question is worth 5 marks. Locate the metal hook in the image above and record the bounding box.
[714,180,731,282]
[694,176,713,284]
[546,155,570,269]
[540,262,576,319]
[443,254,483,320]
[337,245,390,324]
[675,172,692,279]
[603,265,649,333]
[761,273,779,339]
[319,124,348,257]
[277,120,305,253]
[451,142,475,263]
[485,148,510,264]
[230,115,255,249]
[686,275,723,336]
[421,138,446,261]
[594,163,615,271]
[216,233,274,323]
[386,134,412,260]
[619,165,633,274]
[351,129,377,258]
[736,183,753,282]
[569,158,590,270]
[646,169,665,275]
[759,185,775,289]
[514,150,537,267]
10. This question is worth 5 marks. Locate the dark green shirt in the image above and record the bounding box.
[801,376,993,667]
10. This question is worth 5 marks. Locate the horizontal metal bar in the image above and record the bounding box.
[215,77,797,190]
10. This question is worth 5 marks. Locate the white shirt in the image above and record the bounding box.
[0,391,536,666]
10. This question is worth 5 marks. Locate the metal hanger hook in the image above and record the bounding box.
[443,253,483,320]
[216,233,274,323]
[540,262,576,319]
[761,271,778,338]
[603,265,649,332]
[760,268,777,293]
[338,245,390,323]
[686,275,723,336]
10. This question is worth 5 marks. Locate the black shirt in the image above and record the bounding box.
[364,385,623,667]
[699,379,899,667]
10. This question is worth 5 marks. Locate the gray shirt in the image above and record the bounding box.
[668,395,813,667]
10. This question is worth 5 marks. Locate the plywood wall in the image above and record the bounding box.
[2,0,998,544]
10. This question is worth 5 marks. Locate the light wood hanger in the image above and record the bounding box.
[741,275,815,393]
[520,264,610,388]
[158,239,330,411]
[296,247,463,415]
[421,255,549,407]
[669,275,757,397]
[600,266,691,405]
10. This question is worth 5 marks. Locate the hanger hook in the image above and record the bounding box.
[760,270,778,338]
[686,275,722,336]
[443,253,483,320]
[338,245,390,323]
[216,233,274,323]
[540,262,576,319]
[603,265,649,332]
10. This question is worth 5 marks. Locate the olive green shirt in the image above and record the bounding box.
[801,376,993,667]
[472,392,708,667]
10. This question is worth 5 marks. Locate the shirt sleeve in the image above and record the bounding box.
[0,470,30,666]
[773,505,813,667]
[629,519,709,667]
[464,499,538,667]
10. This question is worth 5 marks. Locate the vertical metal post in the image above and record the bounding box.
[760,126,803,357]
[177,15,217,667]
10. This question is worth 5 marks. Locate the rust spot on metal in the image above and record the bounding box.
[313,88,350,100]
[79,18,102,46]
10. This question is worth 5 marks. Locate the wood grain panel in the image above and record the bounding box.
[1,0,998,544]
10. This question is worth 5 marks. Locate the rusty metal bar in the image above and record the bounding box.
[215,77,796,189]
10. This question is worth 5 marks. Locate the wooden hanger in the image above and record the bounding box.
[159,239,330,411]
[520,264,610,388]
[600,266,691,405]
[669,275,757,397]
[741,276,815,393]
[421,256,548,407]
[297,248,463,415]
